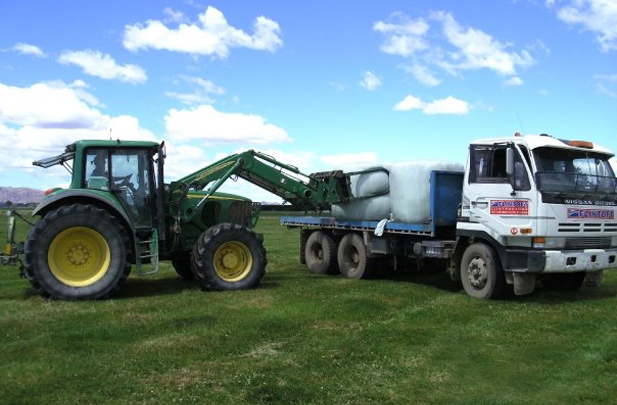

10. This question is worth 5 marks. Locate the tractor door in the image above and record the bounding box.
[109,149,154,229]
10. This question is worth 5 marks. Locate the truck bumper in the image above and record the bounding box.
[506,248,617,273]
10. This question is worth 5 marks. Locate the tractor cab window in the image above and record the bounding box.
[84,149,109,190]
[111,150,152,228]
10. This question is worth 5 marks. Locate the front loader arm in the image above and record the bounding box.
[171,150,351,210]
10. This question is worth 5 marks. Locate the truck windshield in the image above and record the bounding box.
[534,147,617,195]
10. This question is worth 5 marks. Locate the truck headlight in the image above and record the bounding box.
[612,236,617,248]
[533,237,566,249]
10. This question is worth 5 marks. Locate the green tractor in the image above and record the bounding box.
[3,139,350,300]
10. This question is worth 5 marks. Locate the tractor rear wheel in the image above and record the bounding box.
[191,223,266,290]
[23,204,131,300]
[172,254,194,280]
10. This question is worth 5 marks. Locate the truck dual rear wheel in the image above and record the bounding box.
[460,243,507,299]
[305,231,338,274]
[337,233,373,279]
[191,223,266,290]
[23,204,131,300]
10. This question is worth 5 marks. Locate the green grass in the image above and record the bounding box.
[1,212,617,404]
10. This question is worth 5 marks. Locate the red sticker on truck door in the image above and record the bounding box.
[490,200,529,215]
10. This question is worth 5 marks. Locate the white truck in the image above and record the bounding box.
[282,133,617,299]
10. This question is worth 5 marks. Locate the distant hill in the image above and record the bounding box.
[0,187,44,204]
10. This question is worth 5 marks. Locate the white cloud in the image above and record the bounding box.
[58,50,147,84]
[12,43,46,58]
[403,64,441,86]
[166,76,226,105]
[123,6,283,57]
[431,11,534,76]
[375,11,534,85]
[163,7,187,24]
[595,73,617,97]
[423,96,470,115]
[504,76,524,86]
[165,105,291,145]
[0,81,154,171]
[554,0,617,51]
[393,94,470,115]
[373,16,429,56]
[360,71,382,90]
[393,95,425,111]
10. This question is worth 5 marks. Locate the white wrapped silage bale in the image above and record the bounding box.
[332,166,391,220]
[347,168,389,198]
[331,195,391,221]
[389,161,464,224]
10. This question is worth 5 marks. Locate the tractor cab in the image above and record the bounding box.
[34,140,165,276]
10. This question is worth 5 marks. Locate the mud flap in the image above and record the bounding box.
[513,273,536,295]
[584,271,603,288]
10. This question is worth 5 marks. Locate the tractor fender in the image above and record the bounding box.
[33,190,135,236]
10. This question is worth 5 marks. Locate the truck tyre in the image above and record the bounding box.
[23,203,131,300]
[305,231,338,274]
[172,254,194,281]
[191,223,266,290]
[460,243,507,299]
[337,233,373,279]
[541,272,586,291]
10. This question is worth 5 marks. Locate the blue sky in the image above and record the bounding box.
[1,0,616,201]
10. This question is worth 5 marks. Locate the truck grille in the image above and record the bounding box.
[565,237,611,249]
[558,223,617,233]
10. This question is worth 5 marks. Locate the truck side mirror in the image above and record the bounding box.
[505,147,517,193]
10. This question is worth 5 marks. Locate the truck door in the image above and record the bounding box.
[463,144,536,243]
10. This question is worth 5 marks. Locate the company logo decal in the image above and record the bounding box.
[490,200,529,215]
[567,208,614,220]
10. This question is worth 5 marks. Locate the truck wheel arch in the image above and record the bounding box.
[455,230,507,271]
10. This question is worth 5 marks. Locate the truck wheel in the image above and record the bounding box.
[305,231,338,274]
[541,272,586,291]
[191,223,266,290]
[460,243,506,299]
[23,204,131,300]
[337,233,373,279]
[172,254,194,281]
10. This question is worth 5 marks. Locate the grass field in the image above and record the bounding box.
[1,211,617,405]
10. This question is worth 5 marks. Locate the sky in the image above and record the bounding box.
[0,0,616,202]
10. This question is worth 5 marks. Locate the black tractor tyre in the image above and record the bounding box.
[23,203,132,300]
[304,231,339,275]
[460,243,507,299]
[172,254,194,281]
[191,223,266,291]
[337,233,373,279]
[541,272,586,291]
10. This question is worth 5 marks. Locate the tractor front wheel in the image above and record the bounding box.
[23,204,131,300]
[191,223,266,290]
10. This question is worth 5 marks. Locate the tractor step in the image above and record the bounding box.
[135,229,159,276]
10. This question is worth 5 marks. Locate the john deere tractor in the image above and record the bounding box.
[2,139,351,300]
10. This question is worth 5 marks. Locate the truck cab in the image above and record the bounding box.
[459,133,617,296]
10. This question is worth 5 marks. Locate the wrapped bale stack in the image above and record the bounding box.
[332,161,464,223]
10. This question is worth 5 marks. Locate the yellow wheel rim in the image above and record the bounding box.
[48,226,111,287]
[213,241,253,282]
